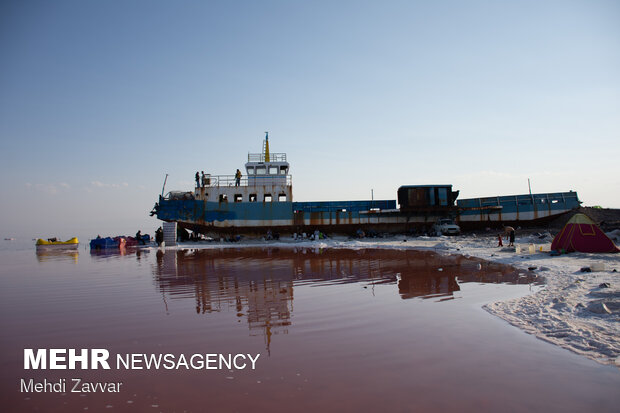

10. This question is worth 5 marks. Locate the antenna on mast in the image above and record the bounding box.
[161,173,168,197]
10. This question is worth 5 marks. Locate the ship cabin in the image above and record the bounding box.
[397,185,460,211]
[194,135,293,205]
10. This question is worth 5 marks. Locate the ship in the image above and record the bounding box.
[151,133,581,236]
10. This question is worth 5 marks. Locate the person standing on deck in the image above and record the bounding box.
[504,225,515,247]
[235,169,242,186]
[201,171,206,187]
[195,172,200,188]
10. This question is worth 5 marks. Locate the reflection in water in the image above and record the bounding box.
[35,249,79,263]
[396,252,539,300]
[153,248,539,352]
[89,246,150,260]
[3,246,617,412]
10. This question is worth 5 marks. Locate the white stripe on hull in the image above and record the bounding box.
[458,208,572,222]
[184,208,573,229]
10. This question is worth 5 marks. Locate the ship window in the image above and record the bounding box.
[280,166,288,174]
[247,166,254,175]
[234,194,243,202]
[269,166,278,175]
[264,194,272,202]
[219,194,228,202]
[278,193,287,202]
[256,166,266,175]
[249,194,257,202]
[437,188,448,206]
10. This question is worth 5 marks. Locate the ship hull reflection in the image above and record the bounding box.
[153,248,539,348]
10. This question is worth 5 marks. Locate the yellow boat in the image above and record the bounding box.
[35,237,79,249]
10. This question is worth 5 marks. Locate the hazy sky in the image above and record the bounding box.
[1,0,619,239]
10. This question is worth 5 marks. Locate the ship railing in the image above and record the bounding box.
[196,174,292,188]
[247,153,287,162]
[293,200,396,213]
[457,191,581,212]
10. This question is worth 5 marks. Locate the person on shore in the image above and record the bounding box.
[135,230,145,245]
[497,233,503,247]
[155,227,163,246]
[235,169,242,186]
[195,172,200,188]
[504,225,515,247]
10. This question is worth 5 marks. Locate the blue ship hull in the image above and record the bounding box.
[457,191,581,230]
[152,191,580,235]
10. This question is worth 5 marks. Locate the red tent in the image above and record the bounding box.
[551,213,619,253]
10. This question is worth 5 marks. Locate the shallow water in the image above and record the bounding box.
[1,244,619,412]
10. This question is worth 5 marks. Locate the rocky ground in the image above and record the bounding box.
[549,207,620,231]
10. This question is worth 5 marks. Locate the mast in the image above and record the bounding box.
[264,131,270,162]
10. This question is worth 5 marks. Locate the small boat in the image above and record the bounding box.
[90,234,151,250]
[35,237,79,250]
[89,237,119,249]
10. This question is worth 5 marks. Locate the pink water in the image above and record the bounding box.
[1,245,618,412]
